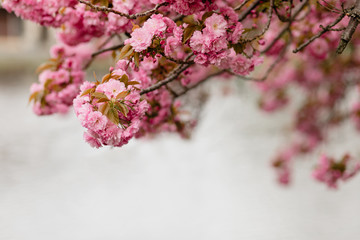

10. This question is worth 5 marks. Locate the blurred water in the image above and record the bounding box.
[1,74,360,240]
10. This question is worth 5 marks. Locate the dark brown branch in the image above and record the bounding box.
[232,37,290,82]
[261,0,309,54]
[326,27,346,31]
[317,0,342,14]
[158,52,195,64]
[84,43,124,69]
[261,26,289,54]
[242,0,274,43]
[91,43,124,58]
[337,0,360,54]
[260,38,290,81]
[78,0,168,19]
[176,70,226,97]
[140,54,194,95]
[234,0,251,11]
[225,70,263,82]
[293,13,345,53]
[274,5,291,22]
[238,0,262,22]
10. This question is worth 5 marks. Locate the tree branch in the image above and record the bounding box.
[232,37,290,82]
[337,0,360,54]
[140,56,194,95]
[238,0,262,22]
[293,12,345,53]
[242,0,274,43]
[175,70,226,97]
[234,0,252,11]
[158,52,195,64]
[261,0,309,54]
[84,43,124,69]
[91,43,125,58]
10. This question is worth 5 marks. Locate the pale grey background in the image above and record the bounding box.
[1,73,360,240]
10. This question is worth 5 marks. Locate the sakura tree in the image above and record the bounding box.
[3,0,360,188]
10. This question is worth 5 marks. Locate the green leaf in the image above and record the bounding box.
[91,91,108,100]
[99,102,110,115]
[183,25,197,43]
[93,71,100,84]
[242,28,253,34]
[36,62,55,74]
[28,91,38,103]
[134,52,140,68]
[201,11,214,23]
[232,43,245,54]
[111,50,117,60]
[127,81,140,86]
[52,84,62,92]
[39,93,46,107]
[44,79,53,89]
[107,108,120,125]
[115,91,129,99]
[101,73,112,83]
[123,48,134,59]
[96,98,109,103]
[118,44,133,60]
[111,74,122,80]
[80,87,94,97]
[49,58,59,62]
[182,15,197,25]
[114,102,129,117]
[257,2,270,12]
[119,74,129,86]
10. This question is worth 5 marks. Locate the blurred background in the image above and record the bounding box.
[1,9,360,240]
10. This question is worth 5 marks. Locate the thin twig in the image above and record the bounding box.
[317,0,342,14]
[140,63,193,95]
[231,38,290,82]
[327,27,346,31]
[234,0,251,11]
[293,13,345,53]
[238,0,262,21]
[261,0,309,54]
[84,43,124,69]
[158,52,195,64]
[92,43,124,58]
[242,0,274,43]
[140,54,194,95]
[176,70,226,97]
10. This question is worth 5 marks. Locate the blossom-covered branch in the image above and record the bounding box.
[4,0,360,188]
[78,0,168,19]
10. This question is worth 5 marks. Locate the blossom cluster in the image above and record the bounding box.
[1,0,157,46]
[312,154,360,188]
[117,59,197,139]
[123,13,188,66]
[1,0,77,27]
[73,70,149,148]
[189,10,262,75]
[166,0,215,15]
[29,42,92,115]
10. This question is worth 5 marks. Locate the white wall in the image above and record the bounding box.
[1,78,360,240]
